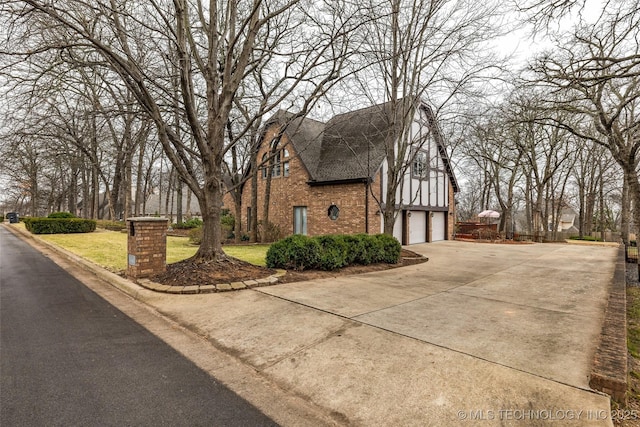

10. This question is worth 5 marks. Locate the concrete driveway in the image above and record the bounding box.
[142,241,619,426]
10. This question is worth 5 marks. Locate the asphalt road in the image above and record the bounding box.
[0,227,277,427]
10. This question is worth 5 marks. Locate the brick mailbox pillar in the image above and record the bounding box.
[126,217,168,279]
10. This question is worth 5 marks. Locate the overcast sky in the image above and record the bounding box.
[494,0,605,67]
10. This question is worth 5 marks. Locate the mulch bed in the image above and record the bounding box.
[150,257,275,287]
[149,249,427,288]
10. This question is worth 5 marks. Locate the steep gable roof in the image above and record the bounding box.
[312,100,405,182]
[268,98,458,191]
[279,114,324,180]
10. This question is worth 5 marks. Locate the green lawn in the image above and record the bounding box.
[37,228,269,272]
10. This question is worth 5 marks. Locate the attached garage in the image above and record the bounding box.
[431,212,446,241]
[390,210,449,244]
[408,211,427,244]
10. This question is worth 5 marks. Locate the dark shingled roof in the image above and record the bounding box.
[279,114,325,180]
[312,100,406,182]
[270,98,458,191]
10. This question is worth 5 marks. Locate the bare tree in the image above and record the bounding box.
[2,0,354,262]
[346,0,506,234]
[529,4,640,245]
[462,110,525,237]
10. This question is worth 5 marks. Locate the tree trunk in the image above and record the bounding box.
[68,163,78,215]
[621,172,630,245]
[134,142,145,217]
[234,195,242,243]
[599,162,605,241]
[525,173,532,234]
[92,165,99,219]
[250,156,259,243]
[578,181,585,238]
[185,188,192,218]
[165,167,173,222]
[193,173,225,260]
[383,162,397,235]
[176,179,183,224]
[262,151,276,241]
[81,165,90,218]
[626,166,640,280]
[627,166,640,241]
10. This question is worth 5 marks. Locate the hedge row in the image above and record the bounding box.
[23,218,97,234]
[266,233,401,271]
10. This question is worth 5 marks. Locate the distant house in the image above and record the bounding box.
[236,98,459,244]
[143,187,201,219]
[549,208,579,234]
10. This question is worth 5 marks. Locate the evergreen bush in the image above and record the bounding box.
[173,218,203,229]
[358,233,383,265]
[266,233,401,270]
[47,212,76,218]
[188,227,203,244]
[373,233,402,264]
[266,234,320,270]
[24,218,96,234]
[315,235,349,270]
[96,220,126,231]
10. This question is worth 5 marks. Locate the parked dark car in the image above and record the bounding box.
[6,212,19,223]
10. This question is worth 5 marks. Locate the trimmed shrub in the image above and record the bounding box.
[47,211,76,219]
[24,218,96,234]
[373,233,402,264]
[315,235,349,271]
[357,233,384,265]
[266,233,401,271]
[266,234,321,271]
[173,218,203,229]
[188,227,203,244]
[340,234,369,265]
[96,220,126,231]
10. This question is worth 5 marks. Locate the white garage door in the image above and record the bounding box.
[431,212,446,241]
[409,211,427,244]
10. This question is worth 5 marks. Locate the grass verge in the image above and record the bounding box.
[629,287,640,360]
[34,227,268,271]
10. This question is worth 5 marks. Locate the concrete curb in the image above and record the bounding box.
[135,269,285,295]
[589,244,628,404]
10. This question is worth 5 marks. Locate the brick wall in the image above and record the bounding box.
[239,124,382,238]
[589,246,628,404]
[236,123,455,241]
[306,178,381,236]
[126,218,168,279]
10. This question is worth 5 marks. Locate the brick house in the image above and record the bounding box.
[235,98,459,244]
